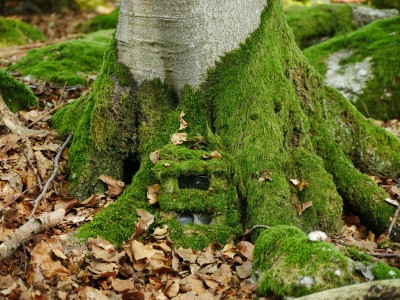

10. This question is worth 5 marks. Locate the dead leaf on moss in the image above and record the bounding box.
[178,111,188,131]
[147,184,161,205]
[385,198,399,207]
[99,175,125,197]
[171,133,187,145]
[203,151,222,159]
[150,150,160,164]
[258,169,272,183]
[299,201,313,215]
[290,178,309,191]
[152,225,168,240]
[237,241,254,261]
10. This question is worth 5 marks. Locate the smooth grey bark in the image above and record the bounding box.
[116,0,268,96]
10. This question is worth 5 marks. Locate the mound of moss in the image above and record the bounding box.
[0,70,37,112]
[253,226,400,298]
[285,4,357,49]
[0,17,45,47]
[78,9,119,33]
[304,17,400,120]
[8,30,113,85]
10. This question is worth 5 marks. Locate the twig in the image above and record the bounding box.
[368,252,399,258]
[238,225,271,239]
[7,48,57,73]
[29,134,73,218]
[27,82,67,128]
[388,204,400,239]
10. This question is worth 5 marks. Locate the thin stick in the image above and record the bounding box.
[238,225,271,239]
[368,252,399,258]
[388,204,400,239]
[29,134,73,218]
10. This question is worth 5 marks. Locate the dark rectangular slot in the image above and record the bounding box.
[178,175,210,190]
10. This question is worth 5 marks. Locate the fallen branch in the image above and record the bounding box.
[237,225,270,240]
[29,134,73,218]
[368,252,399,258]
[0,209,66,259]
[295,279,400,300]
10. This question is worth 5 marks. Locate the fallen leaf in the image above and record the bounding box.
[171,133,187,145]
[35,150,52,179]
[99,175,125,197]
[236,261,253,279]
[150,150,160,164]
[203,151,222,159]
[390,185,400,197]
[178,111,188,131]
[175,247,193,262]
[112,278,135,292]
[290,178,309,191]
[258,169,272,183]
[164,279,180,297]
[78,287,109,300]
[237,241,254,261]
[299,201,313,215]
[385,198,399,207]
[147,184,161,205]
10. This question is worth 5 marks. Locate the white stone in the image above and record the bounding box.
[308,230,328,241]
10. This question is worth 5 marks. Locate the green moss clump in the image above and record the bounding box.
[0,17,44,47]
[285,4,356,49]
[372,262,400,280]
[8,30,113,86]
[78,9,119,33]
[304,17,400,120]
[253,226,354,297]
[0,70,37,112]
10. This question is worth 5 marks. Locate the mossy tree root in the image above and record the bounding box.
[54,0,400,248]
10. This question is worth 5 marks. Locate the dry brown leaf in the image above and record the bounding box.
[129,240,164,261]
[111,278,135,292]
[150,150,160,164]
[197,252,214,266]
[164,279,180,297]
[153,225,168,240]
[236,261,253,279]
[34,150,52,179]
[390,186,400,197]
[221,244,236,259]
[147,184,161,205]
[81,194,104,206]
[178,111,188,131]
[290,178,309,191]
[299,201,313,215]
[175,247,193,262]
[237,241,254,261]
[171,133,187,145]
[132,209,155,239]
[78,287,109,300]
[99,175,125,197]
[181,276,206,293]
[54,198,79,212]
[210,264,232,285]
[203,151,222,159]
[377,233,388,243]
[258,169,272,183]
[87,261,117,276]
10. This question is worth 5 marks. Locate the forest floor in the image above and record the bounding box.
[0,7,400,300]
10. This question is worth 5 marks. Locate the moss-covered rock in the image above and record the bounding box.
[0,70,37,112]
[253,226,400,298]
[304,17,400,120]
[0,17,45,47]
[8,30,113,85]
[78,9,119,33]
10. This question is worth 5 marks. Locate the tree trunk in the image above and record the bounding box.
[53,0,400,249]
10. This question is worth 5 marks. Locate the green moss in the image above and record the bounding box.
[78,9,119,33]
[8,30,113,85]
[254,226,354,297]
[51,97,86,134]
[372,262,400,280]
[0,70,37,112]
[0,17,44,47]
[304,17,400,120]
[286,4,356,49]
